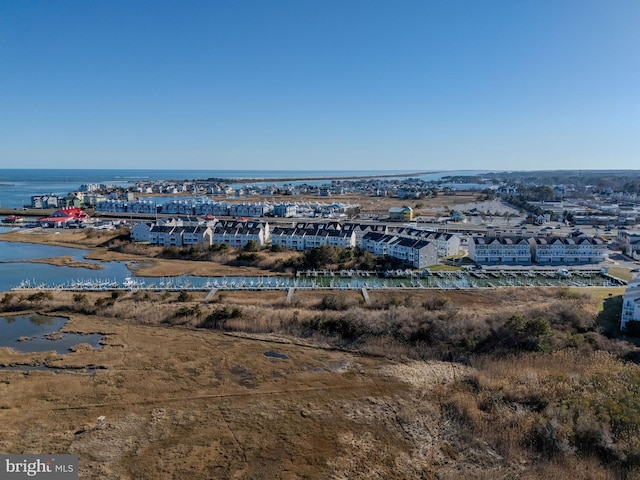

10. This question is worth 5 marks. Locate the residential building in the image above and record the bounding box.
[362,232,437,268]
[531,236,608,264]
[468,237,532,264]
[389,206,413,221]
[273,203,297,217]
[269,226,355,250]
[390,227,461,257]
[618,230,640,260]
[211,221,269,248]
[38,207,89,228]
[621,274,640,331]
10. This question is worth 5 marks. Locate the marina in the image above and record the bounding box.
[10,268,625,293]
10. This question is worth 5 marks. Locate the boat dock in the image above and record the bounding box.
[10,268,626,293]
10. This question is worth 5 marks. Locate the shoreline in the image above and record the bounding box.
[200,170,442,183]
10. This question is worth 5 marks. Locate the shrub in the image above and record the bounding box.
[177,291,192,302]
[175,304,202,318]
[27,291,53,304]
[243,240,260,252]
[319,295,349,311]
[236,252,260,263]
[73,293,87,304]
[423,296,450,311]
[198,306,243,329]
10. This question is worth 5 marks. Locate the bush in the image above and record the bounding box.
[243,240,260,252]
[198,306,243,329]
[27,291,53,304]
[175,304,202,318]
[236,252,260,263]
[319,295,349,311]
[73,293,87,303]
[177,291,192,302]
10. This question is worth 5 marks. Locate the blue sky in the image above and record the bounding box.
[1,0,638,171]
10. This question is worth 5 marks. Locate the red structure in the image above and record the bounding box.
[38,207,89,227]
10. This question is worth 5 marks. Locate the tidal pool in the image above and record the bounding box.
[0,314,103,354]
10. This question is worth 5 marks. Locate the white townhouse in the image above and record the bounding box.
[618,230,640,261]
[342,223,389,246]
[530,237,567,263]
[391,227,461,257]
[388,237,436,268]
[269,226,356,250]
[95,200,158,214]
[173,215,205,227]
[161,200,195,215]
[128,200,159,214]
[621,273,640,331]
[131,222,153,242]
[211,221,269,248]
[325,229,356,249]
[149,225,182,247]
[269,227,304,250]
[362,232,437,268]
[193,201,230,216]
[228,203,274,217]
[95,200,126,213]
[468,237,532,264]
[531,236,607,264]
[273,203,297,217]
[182,225,212,246]
[31,195,60,209]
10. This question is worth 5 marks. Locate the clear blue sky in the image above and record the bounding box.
[1,0,638,171]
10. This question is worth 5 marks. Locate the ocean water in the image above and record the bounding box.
[0,168,484,209]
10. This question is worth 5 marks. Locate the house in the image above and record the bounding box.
[182,226,213,246]
[390,227,461,257]
[618,230,640,260]
[362,232,437,268]
[149,225,181,246]
[468,237,532,264]
[31,194,60,209]
[211,221,269,248]
[342,223,389,246]
[389,206,413,221]
[621,273,640,331]
[269,225,356,250]
[273,203,297,217]
[531,236,608,264]
[131,222,154,242]
[38,207,89,228]
[269,226,304,250]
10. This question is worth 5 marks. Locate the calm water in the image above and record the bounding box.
[0,241,131,292]
[0,168,483,209]
[0,314,103,354]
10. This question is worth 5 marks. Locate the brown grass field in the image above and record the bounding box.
[1,285,639,479]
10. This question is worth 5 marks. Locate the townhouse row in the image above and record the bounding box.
[131,217,608,268]
[132,220,268,248]
[468,235,608,264]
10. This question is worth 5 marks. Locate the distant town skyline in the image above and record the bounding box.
[1,0,638,171]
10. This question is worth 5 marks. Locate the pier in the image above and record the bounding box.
[10,268,626,293]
